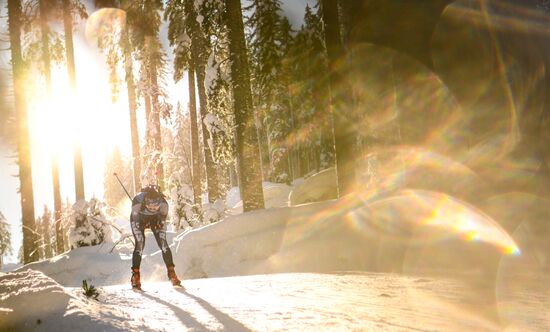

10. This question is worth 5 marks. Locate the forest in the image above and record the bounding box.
[0,0,549,271]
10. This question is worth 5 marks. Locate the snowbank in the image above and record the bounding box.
[289,168,338,206]
[175,189,520,280]
[0,269,113,331]
[226,181,292,214]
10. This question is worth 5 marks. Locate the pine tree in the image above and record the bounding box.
[226,0,265,211]
[245,0,292,183]
[198,0,236,196]
[321,0,356,196]
[93,1,170,192]
[69,199,113,248]
[287,15,334,179]
[37,205,54,259]
[0,212,12,268]
[166,103,198,229]
[186,0,219,202]
[8,0,39,263]
[61,0,88,203]
[166,0,219,202]
[36,0,65,256]
[61,198,72,252]
[165,0,202,205]
[126,0,171,187]
[305,4,334,171]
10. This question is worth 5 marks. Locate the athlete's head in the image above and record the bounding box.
[143,186,162,212]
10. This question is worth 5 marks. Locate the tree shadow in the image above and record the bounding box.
[176,288,253,332]
[140,292,210,331]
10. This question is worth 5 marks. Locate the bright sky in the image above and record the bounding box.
[0,0,313,264]
[0,8,188,263]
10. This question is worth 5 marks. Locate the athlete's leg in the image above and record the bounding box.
[152,224,174,267]
[131,215,146,269]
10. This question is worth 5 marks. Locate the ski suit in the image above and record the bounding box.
[130,192,174,269]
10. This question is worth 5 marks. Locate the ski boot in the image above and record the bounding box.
[167,264,182,287]
[131,267,142,290]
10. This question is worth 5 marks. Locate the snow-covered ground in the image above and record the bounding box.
[1,169,549,331]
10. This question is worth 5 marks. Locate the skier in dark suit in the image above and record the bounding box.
[130,185,181,289]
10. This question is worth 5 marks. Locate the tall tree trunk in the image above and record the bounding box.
[187,65,202,205]
[63,0,85,203]
[39,0,63,250]
[59,0,76,254]
[8,0,39,263]
[195,64,219,202]
[226,0,265,211]
[184,0,219,202]
[143,67,153,183]
[321,0,356,197]
[121,26,141,194]
[148,55,164,184]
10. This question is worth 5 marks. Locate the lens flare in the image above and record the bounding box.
[352,190,519,255]
[432,0,546,172]
[487,192,550,329]
[85,8,127,47]
[357,146,489,202]
[342,43,466,155]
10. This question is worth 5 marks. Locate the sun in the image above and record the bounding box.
[27,46,132,206]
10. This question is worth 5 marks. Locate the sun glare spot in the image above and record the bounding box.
[27,51,131,205]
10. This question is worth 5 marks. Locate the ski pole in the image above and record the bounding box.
[113,172,132,201]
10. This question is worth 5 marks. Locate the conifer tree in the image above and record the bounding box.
[245,0,292,183]
[226,0,265,211]
[0,212,12,268]
[8,0,39,263]
[187,0,219,201]
[199,0,236,195]
[165,103,198,229]
[165,0,202,204]
[288,4,334,175]
[37,0,64,260]
[61,0,88,203]
[321,0,356,196]
[126,0,171,186]
[38,205,54,259]
[166,0,219,202]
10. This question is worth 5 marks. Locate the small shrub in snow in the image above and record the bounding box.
[82,280,99,300]
[169,184,226,229]
[170,183,199,230]
[69,199,113,249]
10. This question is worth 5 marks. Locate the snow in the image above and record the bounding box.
[1,168,549,331]
[226,181,292,214]
[289,167,337,206]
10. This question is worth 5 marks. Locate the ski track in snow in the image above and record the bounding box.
[42,272,544,332]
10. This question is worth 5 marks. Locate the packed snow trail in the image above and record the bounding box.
[8,269,546,331]
[3,268,550,330]
[87,272,547,332]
